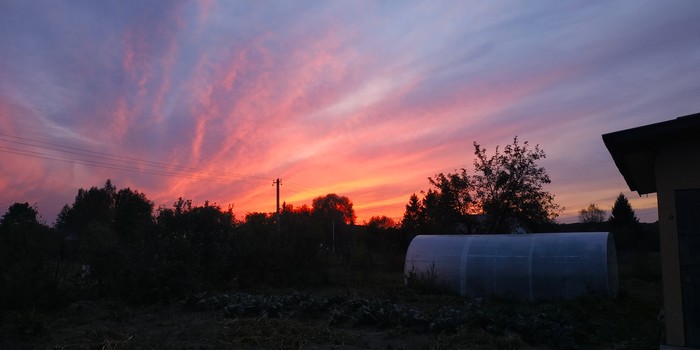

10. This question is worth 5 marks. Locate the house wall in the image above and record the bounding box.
[655,138,700,347]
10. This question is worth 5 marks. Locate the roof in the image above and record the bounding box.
[602,112,700,195]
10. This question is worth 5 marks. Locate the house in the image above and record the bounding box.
[603,112,700,349]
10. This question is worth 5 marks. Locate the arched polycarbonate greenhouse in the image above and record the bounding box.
[404,232,618,300]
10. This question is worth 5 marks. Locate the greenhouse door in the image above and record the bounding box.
[676,189,700,347]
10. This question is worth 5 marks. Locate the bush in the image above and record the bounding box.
[405,262,442,294]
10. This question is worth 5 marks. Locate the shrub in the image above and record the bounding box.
[405,262,442,294]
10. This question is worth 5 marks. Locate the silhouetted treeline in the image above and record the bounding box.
[0,202,62,311]
[0,180,413,311]
[569,193,659,255]
[564,193,660,281]
[1,179,660,312]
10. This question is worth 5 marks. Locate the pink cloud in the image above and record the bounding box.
[148,37,180,126]
[221,49,248,92]
[140,27,373,216]
[5,1,696,225]
[264,67,577,222]
[196,0,215,24]
[122,29,152,95]
[109,98,131,141]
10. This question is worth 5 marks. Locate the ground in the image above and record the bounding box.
[1,271,662,350]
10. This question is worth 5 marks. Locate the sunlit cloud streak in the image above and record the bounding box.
[1,0,699,224]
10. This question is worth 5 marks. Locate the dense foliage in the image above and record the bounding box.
[402,137,561,234]
[610,193,640,229]
[0,180,407,309]
[578,203,607,224]
[0,178,663,348]
[0,203,61,311]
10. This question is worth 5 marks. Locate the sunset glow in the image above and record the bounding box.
[1,1,699,224]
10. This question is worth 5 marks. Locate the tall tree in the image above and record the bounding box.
[0,203,59,310]
[425,170,475,233]
[155,199,237,292]
[312,193,356,252]
[55,180,163,297]
[54,180,120,287]
[312,193,356,225]
[578,203,607,224]
[0,202,42,230]
[366,216,401,255]
[407,137,561,234]
[0,203,48,266]
[114,188,154,247]
[401,193,422,234]
[428,170,473,218]
[55,179,116,237]
[609,193,639,228]
[472,137,560,232]
[367,216,399,230]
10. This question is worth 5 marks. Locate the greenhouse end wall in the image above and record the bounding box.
[404,232,618,300]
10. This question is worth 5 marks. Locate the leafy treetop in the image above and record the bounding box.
[402,137,561,234]
[578,203,607,224]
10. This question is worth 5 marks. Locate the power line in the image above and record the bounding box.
[0,132,329,215]
[0,145,237,183]
[0,133,270,184]
[0,132,270,181]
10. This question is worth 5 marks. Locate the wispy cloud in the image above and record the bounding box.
[1,0,699,223]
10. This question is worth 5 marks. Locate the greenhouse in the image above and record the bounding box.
[404,232,618,300]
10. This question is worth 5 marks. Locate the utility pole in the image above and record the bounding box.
[273,178,281,224]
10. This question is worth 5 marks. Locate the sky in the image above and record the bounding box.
[1,1,699,225]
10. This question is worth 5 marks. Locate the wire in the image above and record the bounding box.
[0,132,271,181]
[0,146,238,183]
[0,133,271,184]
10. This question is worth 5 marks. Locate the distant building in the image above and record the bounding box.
[604,112,700,349]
